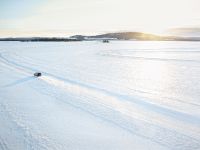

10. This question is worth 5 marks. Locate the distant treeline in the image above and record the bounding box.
[1,32,200,42]
[0,37,81,42]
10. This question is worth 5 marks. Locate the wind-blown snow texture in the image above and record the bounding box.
[0,41,200,150]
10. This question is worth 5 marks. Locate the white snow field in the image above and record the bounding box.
[0,41,200,150]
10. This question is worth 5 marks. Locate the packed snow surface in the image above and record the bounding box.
[0,41,200,150]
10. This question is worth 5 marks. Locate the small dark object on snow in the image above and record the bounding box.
[103,40,109,43]
[34,72,42,77]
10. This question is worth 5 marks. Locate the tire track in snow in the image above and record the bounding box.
[1,51,200,127]
[0,136,8,150]
[0,54,61,150]
[0,103,45,150]
[0,97,60,150]
[8,51,200,108]
[0,53,39,74]
[1,52,200,149]
[0,53,33,76]
[99,53,200,63]
[0,59,29,77]
[37,75,200,150]
[42,76,200,125]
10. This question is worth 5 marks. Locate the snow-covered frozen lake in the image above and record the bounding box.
[0,41,200,150]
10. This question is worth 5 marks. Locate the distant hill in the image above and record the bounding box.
[70,32,200,41]
[0,32,200,41]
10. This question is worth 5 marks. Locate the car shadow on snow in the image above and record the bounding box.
[3,76,36,88]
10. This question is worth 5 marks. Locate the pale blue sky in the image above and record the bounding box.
[0,0,199,37]
[0,0,43,18]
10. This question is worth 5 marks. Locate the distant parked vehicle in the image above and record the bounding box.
[103,40,109,43]
[34,72,42,77]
